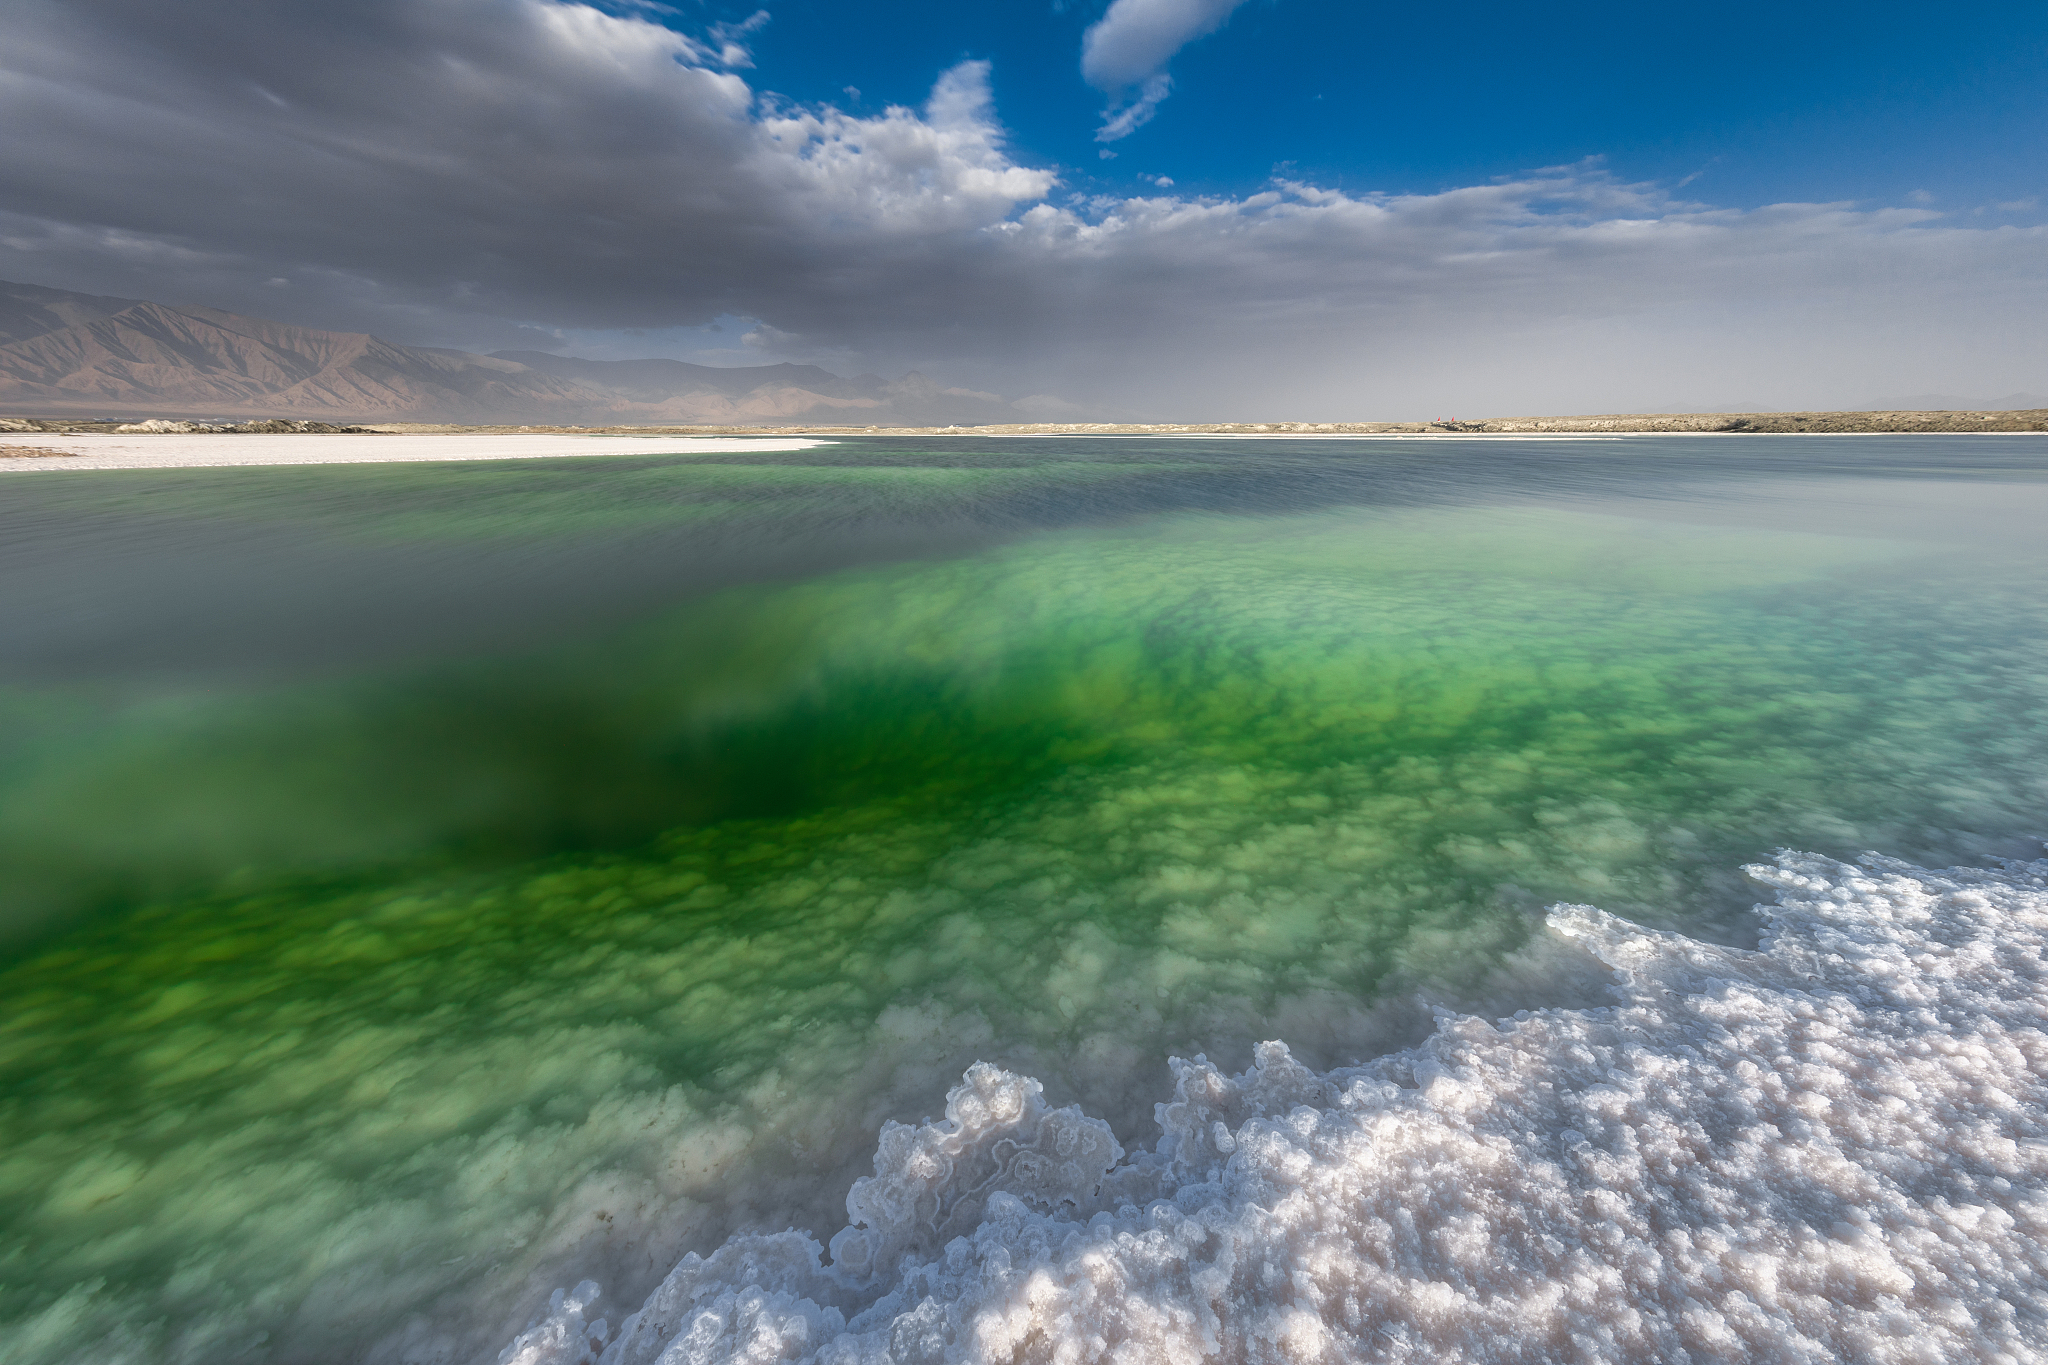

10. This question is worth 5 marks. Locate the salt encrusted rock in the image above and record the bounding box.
[505,849,2048,1364]
[498,1282,608,1365]
[826,1062,1123,1290]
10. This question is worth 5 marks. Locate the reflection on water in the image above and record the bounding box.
[0,435,2044,1364]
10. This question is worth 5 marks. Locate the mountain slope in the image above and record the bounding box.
[0,279,148,346]
[0,277,1043,424]
[0,302,603,419]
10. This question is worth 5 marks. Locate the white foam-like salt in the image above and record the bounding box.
[502,849,2048,1363]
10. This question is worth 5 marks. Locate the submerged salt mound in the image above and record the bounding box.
[502,850,2048,1364]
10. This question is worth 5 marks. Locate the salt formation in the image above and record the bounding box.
[110,418,365,433]
[498,846,2048,1363]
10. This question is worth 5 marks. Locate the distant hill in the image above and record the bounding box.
[0,300,596,419]
[0,278,1036,425]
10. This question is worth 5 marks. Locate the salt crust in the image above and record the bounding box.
[503,850,2048,1364]
[0,433,830,470]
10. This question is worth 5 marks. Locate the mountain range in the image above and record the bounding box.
[0,279,1043,425]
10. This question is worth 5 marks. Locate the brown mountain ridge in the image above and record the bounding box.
[0,279,1028,425]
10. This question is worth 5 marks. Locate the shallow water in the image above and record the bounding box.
[1,435,2044,1363]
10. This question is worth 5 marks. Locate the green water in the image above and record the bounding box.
[0,438,2044,1364]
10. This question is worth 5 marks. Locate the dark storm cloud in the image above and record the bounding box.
[0,0,1048,341]
[3,0,2044,415]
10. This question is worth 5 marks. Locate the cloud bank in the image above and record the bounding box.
[2,0,2044,418]
[1082,0,1255,142]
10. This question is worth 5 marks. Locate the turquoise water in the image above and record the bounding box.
[0,436,2044,1363]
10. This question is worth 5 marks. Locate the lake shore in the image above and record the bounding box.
[3,412,2041,470]
[0,431,829,470]
[8,407,2047,441]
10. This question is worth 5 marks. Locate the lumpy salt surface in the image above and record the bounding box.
[503,851,2048,1365]
[2,435,2046,1364]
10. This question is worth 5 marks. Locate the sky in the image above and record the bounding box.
[1,0,2045,418]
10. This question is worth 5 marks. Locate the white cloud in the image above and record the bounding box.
[707,9,770,68]
[740,322,797,350]
[1081,0,1254,141]
[1095,73,1173,143]
[1082,0,1253,87]
[2,0,2044,418]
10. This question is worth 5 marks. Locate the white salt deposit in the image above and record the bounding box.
[0,433,830,470]
[503,849,2048,1364]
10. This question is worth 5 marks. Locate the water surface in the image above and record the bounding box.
[1,435,2044,1363]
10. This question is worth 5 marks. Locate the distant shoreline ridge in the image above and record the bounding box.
[7,409,2047,438]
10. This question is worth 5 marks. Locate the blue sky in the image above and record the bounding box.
[2,0,2044,416]
[725,0,2046,213]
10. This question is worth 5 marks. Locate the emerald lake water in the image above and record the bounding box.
[1,435,2045,1364]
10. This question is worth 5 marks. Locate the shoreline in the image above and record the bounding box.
[4,411,2043,471]
[8,406,2047,440]
[0,432,829,471]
